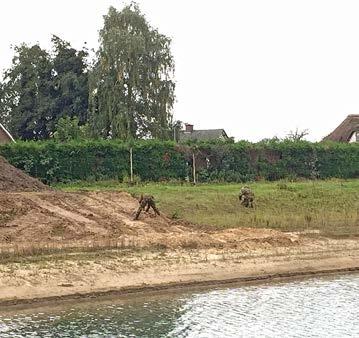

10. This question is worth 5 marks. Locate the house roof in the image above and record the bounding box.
[323,115,359,142]
[179,129,228,142]
[0,123,15,143]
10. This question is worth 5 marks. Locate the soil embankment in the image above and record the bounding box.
[1,187,358,307]
[0,190,299,252]
[0,156,49,192]
[0,156,298,254]
[1,241,359,308]
[0,157,359,307]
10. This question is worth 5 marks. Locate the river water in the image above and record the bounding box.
[1,273,359,337]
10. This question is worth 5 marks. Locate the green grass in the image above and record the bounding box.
[55,179,359,237]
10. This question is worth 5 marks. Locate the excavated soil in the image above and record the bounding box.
[0,156,49,192]
[0,160,355,306]
[0,155,299,252]
[0,190,299,253]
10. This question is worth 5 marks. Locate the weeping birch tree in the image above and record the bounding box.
[90,4,175,140]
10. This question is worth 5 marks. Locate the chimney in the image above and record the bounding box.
[185,123,194,133]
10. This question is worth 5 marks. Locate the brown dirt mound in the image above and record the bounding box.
[0,156,49,192]
[0,190,300,254]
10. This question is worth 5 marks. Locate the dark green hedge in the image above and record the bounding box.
[256,141,359,180]
[0,140,358,183]
[0,140,188,183]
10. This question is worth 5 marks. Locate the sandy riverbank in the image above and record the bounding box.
[0,153,358,309]
[1,236,359,308]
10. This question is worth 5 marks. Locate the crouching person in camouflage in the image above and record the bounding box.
[239,186,254,208]
[133,194,160,220]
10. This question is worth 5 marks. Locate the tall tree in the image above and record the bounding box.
[0,81,10,129]
[52,35,89,128]
[0,38,89,140]
[90,3,175,140]
[0,44,54,139]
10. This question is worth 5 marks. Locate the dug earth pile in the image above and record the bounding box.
[0,190,300,253]
[0,157,299,253]
[0,156,49,192]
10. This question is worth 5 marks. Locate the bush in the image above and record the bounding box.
[53,116,91,142]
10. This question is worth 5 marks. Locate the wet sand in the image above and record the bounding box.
[1,237,359,308]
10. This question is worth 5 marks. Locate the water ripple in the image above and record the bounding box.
[1,274,359,337]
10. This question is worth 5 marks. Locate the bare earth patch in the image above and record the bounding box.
[0,191,300,253]
[0,156,49,192]
[0,189,358,306]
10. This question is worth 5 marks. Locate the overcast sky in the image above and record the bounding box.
[1,0,359,141]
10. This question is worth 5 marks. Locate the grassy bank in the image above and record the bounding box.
[56,179,359,237]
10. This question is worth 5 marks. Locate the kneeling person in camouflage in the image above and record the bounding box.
[134,194,160,220]
[239,186,254,208]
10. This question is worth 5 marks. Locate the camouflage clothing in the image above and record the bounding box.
[134,194,160,220]
[239,186,254,208]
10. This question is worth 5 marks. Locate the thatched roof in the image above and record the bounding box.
[323,115,359,142]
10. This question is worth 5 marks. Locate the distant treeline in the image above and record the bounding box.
[0,140,357,184]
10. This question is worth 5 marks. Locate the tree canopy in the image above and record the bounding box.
[51,35,89,127]
[0,44,54,140]
[0,3,176,141]
[89,4,175,140]
[0,37,89,140]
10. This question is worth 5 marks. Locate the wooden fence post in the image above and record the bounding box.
[130,147,133,183]
[193,152,196,184]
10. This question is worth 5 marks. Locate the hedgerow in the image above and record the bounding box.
[0,139,357,183]
[0,140,187,183]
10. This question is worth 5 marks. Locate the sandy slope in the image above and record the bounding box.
[1,239,359,307]
[0,190,359,307]
[0,190,298,252]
